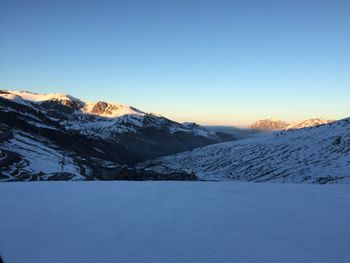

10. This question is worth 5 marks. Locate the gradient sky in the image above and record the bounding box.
[0,0,349,126]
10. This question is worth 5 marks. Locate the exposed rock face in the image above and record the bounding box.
[91,101,109,114]
[57,99,84,109]
[41,99,83,114]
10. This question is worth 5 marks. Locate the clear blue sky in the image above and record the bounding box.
[1,0,349,125]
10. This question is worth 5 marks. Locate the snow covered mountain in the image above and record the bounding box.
[0,90,222,138]
[140,118,350,183]
[250,118,289,131]
[251,117,334,131]
[0,90,234,181]
[286,118,333,129]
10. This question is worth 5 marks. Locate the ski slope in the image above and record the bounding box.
[0,181,350,263]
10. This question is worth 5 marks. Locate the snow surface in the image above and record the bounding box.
[0,181,350,263]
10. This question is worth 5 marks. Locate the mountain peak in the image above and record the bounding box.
[251,118,289,131]
[83,101,144,118]
[0,90,145,118]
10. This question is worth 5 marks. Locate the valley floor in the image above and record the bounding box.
[0,181,350,263]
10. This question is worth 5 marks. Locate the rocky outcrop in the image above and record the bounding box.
[251,118,289,131]
[91,101,109,114]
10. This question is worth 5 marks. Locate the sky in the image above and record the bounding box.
[0,0,349,126]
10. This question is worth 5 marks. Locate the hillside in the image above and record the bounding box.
[141,118,350,183]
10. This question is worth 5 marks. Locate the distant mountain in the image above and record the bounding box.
[251,118,334,131]
[0,90,235,181]
[251,118,289,131]
[140,117,350,184]
[286,118,334,129]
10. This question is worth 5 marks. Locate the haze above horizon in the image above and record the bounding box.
[0,0,349,125]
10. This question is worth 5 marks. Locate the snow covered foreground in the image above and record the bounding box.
[1,182,350,263]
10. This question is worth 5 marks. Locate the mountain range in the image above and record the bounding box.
[0,90,234,181]
[0,90,348,183]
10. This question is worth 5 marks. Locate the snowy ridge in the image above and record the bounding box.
[82,101,144,117]
[286,118,334,129]
[0,90,142,117]
[251,117,335,131]
[0,90,80,103]
[0,90,217,139]
[143,118,350,183]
